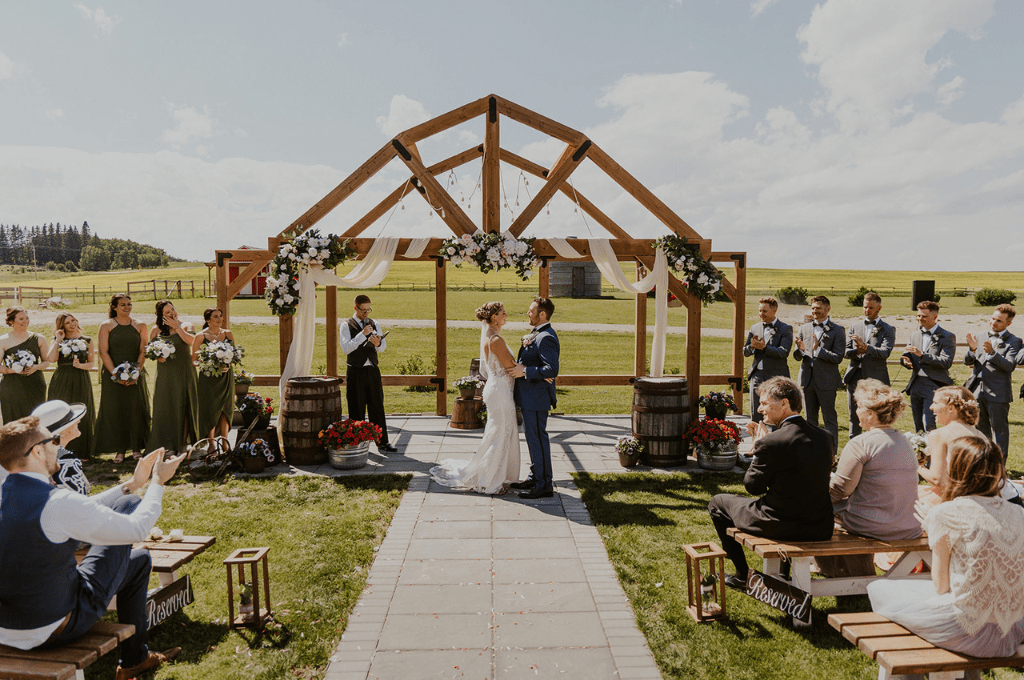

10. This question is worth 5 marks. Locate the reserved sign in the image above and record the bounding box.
[745,571,812,623]
[147,575,195,628]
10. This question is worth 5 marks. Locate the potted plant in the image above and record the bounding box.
[698,391,738,421]
[235,370,255,397]
[237,392,273,430]
[684,418,741,471]
[319,419,383,470]
[615,435,644,468]
[453,375,482,400]
[236,438,273,473]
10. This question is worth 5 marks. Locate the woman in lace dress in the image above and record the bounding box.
[430,302,521,494]
[868,436,1024,663]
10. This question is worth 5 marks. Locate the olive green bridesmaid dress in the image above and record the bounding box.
[147,333,199,453]
[94,323,151,455]
[0,334,47,424]
[46,335,95,456]
[196,337,235,438]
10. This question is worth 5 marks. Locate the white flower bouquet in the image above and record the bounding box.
[58,338,89,362]
[905,430,929,466]
[111,361,141,383]
[265,229,356,316]
[144,339,176,362]
[439,231,539,280]
[652,235,724,307]
[3,349,37,373]
[197,340,245,377]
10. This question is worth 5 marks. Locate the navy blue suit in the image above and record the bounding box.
[514,324,559,492]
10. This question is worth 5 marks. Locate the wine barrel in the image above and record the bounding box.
[279,376,343,466]
[632,377,690,467]
[451,396,484,430]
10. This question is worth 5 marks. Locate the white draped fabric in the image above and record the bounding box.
[278,237,400,393]
[588,238,669,377]
[547,237,585,259]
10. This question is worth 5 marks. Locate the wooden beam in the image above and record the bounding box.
[339,237,696,261]
[587,143,704,242]
[538,259,549,298]
[279,314,293,374]
[686,294,702,422]
[215,258,231,326]
[397,95,490,145]
[635,263,647,377]
[252,374,638,388]
[483,96,501,234]
[435,259,447,416]
[279,142,396,239]
[326,286,337,377]
[500,149,633,241]
[731,257,747,414]
[508,140,591,237]
[494,96,586,145]
[557,375,637,386]
[394,141,478,236]
[224,255,275,301]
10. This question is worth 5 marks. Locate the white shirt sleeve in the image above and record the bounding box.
[340,318,368,356]
[40,482,164,546]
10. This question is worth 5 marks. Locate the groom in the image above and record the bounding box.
[509,297,560,499]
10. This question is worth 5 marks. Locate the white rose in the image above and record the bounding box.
[451,256,463,266]
[283,294,294,303]
[288,253,296,260]
[447,247,456,255]
[276,297,285,306]
[523,269,533,278]
[697,274,708,284]
[12,363,24,373]
[308,248,318,257]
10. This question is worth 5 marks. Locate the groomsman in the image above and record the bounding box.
[901,301,955,432]
[743,297,792,422]
[965,304,1022,460]
[793,295,845,451]
[844,292,896,436]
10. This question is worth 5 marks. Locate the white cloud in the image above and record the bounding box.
[936,76,965,107]
[338,32,349,47]
[0,51,14,79]
[751,0,781,17]
[161,104,215,154]
[73,3,123,35]
[45,109,64,119]
[375,95,430,137]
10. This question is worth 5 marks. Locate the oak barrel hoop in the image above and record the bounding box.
[279,376,343,465]
[632,376,690,467]
[451,397,484,430]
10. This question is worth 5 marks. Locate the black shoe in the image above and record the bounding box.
[378,443,398,453]
[518,487,554,499]
[509,479,535,490]
[724,574,748,591]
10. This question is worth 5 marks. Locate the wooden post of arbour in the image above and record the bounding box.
[215,255,231,326]
[732,256,747,414]
[686,299,702,422]
[279,315,293,374]
[483,96,500,234]
[435,259,447,416]
[326,286,337,376]
[635,263,647,377]
[538,259,550,299]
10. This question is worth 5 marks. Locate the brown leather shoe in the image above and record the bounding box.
[115,647,181,680]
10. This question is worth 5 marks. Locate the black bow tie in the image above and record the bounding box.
[864,320,877,326]
[989,332,1000,338]
[813,322,825,328]
[921,329,932,336]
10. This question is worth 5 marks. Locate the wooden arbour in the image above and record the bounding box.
[216,94,747,418]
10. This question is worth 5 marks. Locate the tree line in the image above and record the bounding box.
[0,222,180,271]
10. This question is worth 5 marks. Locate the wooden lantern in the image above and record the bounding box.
[224,547,272,630]
[684,542,728,623]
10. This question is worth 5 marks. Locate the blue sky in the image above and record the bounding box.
[2,0,1023,269]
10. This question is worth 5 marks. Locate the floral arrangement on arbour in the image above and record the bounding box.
[318,419,383,451]
[264,228,358,316]
[57,338,89,363]
[652,234,724,306]
[144,338,176,362]
[197,340,245,377]
[684,418,741,453]
[3,349,37,373]
[438,231,540,280]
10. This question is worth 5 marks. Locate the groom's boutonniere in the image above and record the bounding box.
[522,331,540,348]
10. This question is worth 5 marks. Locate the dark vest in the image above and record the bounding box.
[0,474,79,630]
[346,318,378,368]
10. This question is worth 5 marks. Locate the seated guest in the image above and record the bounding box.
[708,377,834,589]
[0,416,187,680]
[830,379,921,540]
[868,436,1024,661]
[919,386,984,507]
[33,400,92,495]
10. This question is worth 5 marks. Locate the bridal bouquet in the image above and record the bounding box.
[265,228,357,316]
[58,338,89,362]
[111,361,141,383]
[439,231,539,280]
[905,430,928,466]
[197,340,244,377]
[652,235,723,306]
[3,350,37,373]
[144,339,176,362]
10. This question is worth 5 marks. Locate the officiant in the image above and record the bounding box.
[340,295,398,453]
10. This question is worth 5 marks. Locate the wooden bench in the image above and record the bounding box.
[0,621,134,680]
[139,534,216,587]
[727,528,932,625]
[829,611,1024,679]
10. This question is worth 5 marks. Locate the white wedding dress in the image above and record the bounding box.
[430,341,520,494]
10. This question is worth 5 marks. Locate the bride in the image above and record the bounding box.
[430,301,521,494]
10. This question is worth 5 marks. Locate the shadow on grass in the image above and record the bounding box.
[330,473,411,493]
[575,471,746,527]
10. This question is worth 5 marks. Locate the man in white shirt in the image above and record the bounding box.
[0,416,187,680]
[340,294,397,453]
[965,304,1022,460]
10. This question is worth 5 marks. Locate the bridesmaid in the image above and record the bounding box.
[0,306,49,423]
[147,300,199,453]
[94,293,151,463]
[44,312,96,457]
[191,308,235,440]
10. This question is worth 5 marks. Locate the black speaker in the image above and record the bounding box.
[911,280,935,310]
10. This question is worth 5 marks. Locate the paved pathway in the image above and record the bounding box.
[256,413,752,680]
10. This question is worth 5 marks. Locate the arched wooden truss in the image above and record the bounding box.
[215,94,748,419]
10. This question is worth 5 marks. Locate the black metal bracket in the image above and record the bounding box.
[538,256,553,268]
[727,376,743,388]
[488,97,497,124]
[392,139,412,161]
[217,252,233,267]
[730,253,746,269]
[409,177,427,195]
[430,377,445,391]
[429,255,444,269]
[572,140,592,162]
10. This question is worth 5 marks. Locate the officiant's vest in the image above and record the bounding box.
[346,318,379,368]
[0,474,79,630]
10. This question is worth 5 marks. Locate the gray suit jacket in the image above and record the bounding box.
[744,320,793,380]
[964,331,1022,403]
[844,319,896,386]
[903,326,955,393]
[794,321,846,391]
